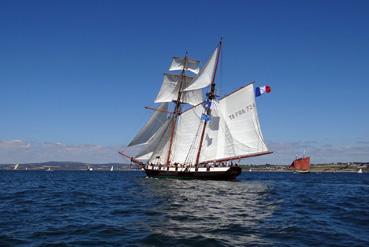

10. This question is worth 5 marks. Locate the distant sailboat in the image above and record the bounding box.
[14,163,19,170]
[47,167,52,172]
[110,165,114,171]
[358,168,363,174]
[289,155,310,173]
[87,166,93,171]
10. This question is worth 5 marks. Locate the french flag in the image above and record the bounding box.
[255,85,271,97]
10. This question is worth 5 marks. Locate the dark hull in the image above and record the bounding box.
[144,166,242,180]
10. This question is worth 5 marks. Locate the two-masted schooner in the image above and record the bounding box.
[120,40,272,180]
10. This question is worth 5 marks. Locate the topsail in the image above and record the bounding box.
[169,56,200,74]
[155,74,203,106]
[183,47,219,91]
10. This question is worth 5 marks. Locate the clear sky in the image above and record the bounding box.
[1,0,369,164]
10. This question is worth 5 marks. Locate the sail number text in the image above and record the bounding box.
[228,103,255,120]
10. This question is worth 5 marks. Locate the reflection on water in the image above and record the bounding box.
[140,178,277,245]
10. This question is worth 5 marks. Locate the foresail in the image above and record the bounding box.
[169,56,200,74]
[147,119,173,164]
[170,103,205,164]
[199,83,268,163]
[183,47,219,92]
[154,74,203,106]
[135,119,171,160]
[128,102,168,147]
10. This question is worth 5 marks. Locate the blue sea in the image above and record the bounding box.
[0,171,368,246]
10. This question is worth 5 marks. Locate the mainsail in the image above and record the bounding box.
[167,83,269,164]
[199,83,268,163]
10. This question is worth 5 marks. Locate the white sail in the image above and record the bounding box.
[167,83,268,165]
[155,74,203,106]
[199,83,268,162]
[146,120,173,164]
[170,104,205,164]
[183,47,219,92]
[169,56,200,74]
[135,119,171,160]
[128,102,168,147]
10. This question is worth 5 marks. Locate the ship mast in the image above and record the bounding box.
[195,40,222,165]
[166,52,188,165]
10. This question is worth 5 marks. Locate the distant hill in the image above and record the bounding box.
[0,161,135,171]
[1,161,368,172]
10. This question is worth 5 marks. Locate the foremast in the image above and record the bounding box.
[166,53,188,165]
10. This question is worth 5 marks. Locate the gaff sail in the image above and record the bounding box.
[165,83,269,165]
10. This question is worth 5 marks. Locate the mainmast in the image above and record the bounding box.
[195,40,222,165]
[166,52,188,165]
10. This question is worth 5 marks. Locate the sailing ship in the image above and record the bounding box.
[289,156,310,173]
[120,40,272,180]
[110,165,114,171]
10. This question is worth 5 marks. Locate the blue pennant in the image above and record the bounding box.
[201,114,210,122]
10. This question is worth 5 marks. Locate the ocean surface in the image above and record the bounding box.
[0,171,368,246]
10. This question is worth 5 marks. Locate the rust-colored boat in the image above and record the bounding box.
[289,156,310,173]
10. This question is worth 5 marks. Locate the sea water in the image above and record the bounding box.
[0,171,368,246]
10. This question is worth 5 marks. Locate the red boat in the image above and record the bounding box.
[289,156,310,173]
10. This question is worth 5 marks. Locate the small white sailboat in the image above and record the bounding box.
[14,163,20,170]
[110,165,114,171]
[358,168,363,174]
[47,167,52,172]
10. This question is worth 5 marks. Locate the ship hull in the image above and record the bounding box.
[144,166,242,180]
[289,157,310,173]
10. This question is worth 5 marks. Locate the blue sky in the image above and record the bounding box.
[1,0,369,164]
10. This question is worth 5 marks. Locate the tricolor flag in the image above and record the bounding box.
[255,85,271,97]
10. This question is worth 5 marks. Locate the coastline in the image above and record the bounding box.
[0,162,367,172]
[240,163,368,173]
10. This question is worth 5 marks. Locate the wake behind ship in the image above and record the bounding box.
[120,40,272,180]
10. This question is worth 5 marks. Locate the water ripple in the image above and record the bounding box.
[0,171,368,246]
